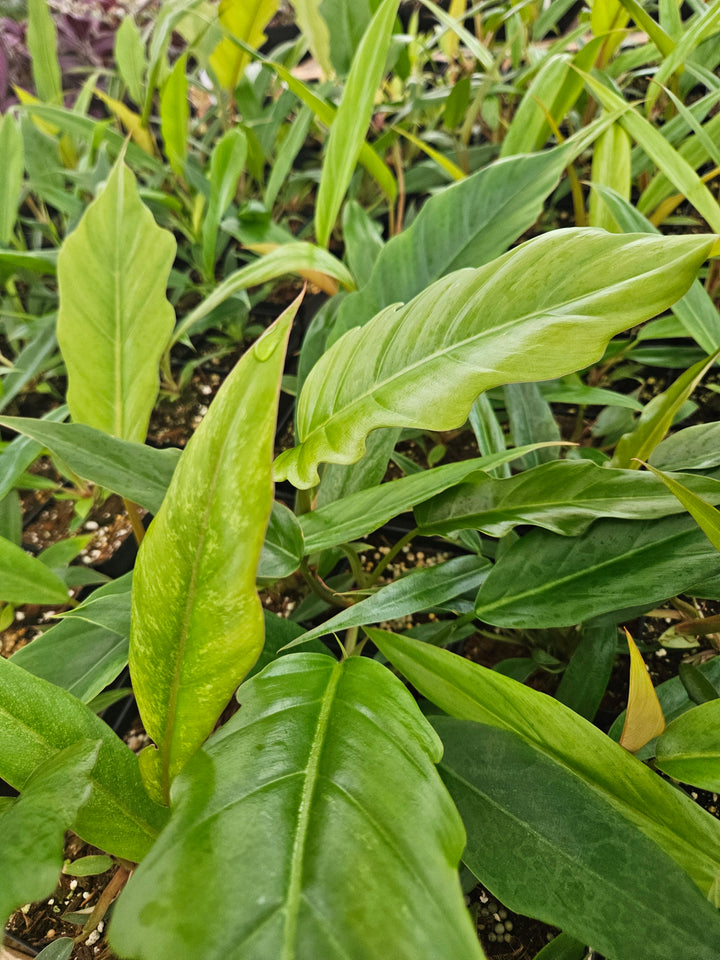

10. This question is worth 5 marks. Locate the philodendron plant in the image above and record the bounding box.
[4,197,720,959]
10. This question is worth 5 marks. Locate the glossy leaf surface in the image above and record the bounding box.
[130,302,295,801]
[415,459,720,537]
[275,230,713,488]
[475,515,720,628]
[332,146,574,341]
[0,740,99,928]
[656,700,720,790]
[299,444,563,553]
[0,656,167,861]
[111,654,484,960]
[642,461,720,551]
[369,630,720,895]
[57,157,176,442]
[258,501,305,579]
[286,555,489,648]
[0,416,180,514]
[436,717,720,960]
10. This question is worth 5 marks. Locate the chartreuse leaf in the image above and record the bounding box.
[115,14,146,107]
[612,352,720,468]
[57,155,176,442]
[0,416,180,514]
[474,514,720,629]
[299,444,566,553]
[210,0,278,92]
[275,230,714,489]
[0,739,100,928]
[0,535,68,605]
[160,53,188,177]
[641,460,720,551]
[171,242,354,346]
[287,0,331,77]
[285,555,489,650]
[435,717,720,960]
[415,459,720,538]
[0,114,23,246]
[619,628,666,753]
[201,128,246,280]
[588,121,631,231]
[0,656,167,861]
[130,299,297,804]
[314,0,398,249]
[581,71,720,233]
[656,700,720,790]
[110,654,484,960]
[332,145,576,341]
[368,631,720,899]
[27,0,62,102]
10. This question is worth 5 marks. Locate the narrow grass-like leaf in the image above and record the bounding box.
[287,0,331,76]
[416,0,494,70]
[160,53,188,177]
[130,299,297,802]
[0,115,23,246]
[588,121,631,231]
[115,15,146,107]
[368,630,720,896]
[285,555,489,649]
[612,351,720,468]
[619,629,666,753]
[641,460,720,551]
[0,416,180,514]
[656,700,720,790]
[314,0,398,248]
[415,459,720,537]
[646,1,720,115]
[201,128,246,279]
[0,656,167,860]
[474,514,720,628]
[436,717,720,960]
[275,230,714,489]
[0,740,100,928]
[57,156,176,442]
[27,0,62,102]
[110,654,484,960]
[582,70,720,233]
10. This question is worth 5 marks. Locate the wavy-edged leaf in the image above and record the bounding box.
[130,300,296,803]
[656,699,720,790]
[619,628,666,753]
[368,629,720,896]
[415,459,720,537]
[0,535,69,605]
[331,145,576,342]
[0,739,100,928]
[314,0,399,248]
[474,514,720,628]
[57,156,176,442]
[299,444,565,553]
[275,229,714,489]
[286,555,489,649]
[436,717,720,960]
[0,416,180,514]
[0,656,167,861]
[110,653,484,960]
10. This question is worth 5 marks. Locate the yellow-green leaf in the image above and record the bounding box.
[130,296,298,802]
[210,0,278,92]
[620,628,666,754]
[641,460,720,552]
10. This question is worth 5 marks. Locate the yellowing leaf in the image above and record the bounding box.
[619,628,665,754]
[210,0,278,93]
[95,89,156,156]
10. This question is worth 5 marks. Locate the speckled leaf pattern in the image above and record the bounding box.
[57,156,176,442]
[0,740,99,928]
[435,717,720,960]
[274,230,714,488]
[0,656,167,862]
[129,301,296,803]
[110,654,485,960]
[368,630,720,899]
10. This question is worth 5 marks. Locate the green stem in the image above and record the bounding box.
[368,528,418,586]
[339,543,369,589]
